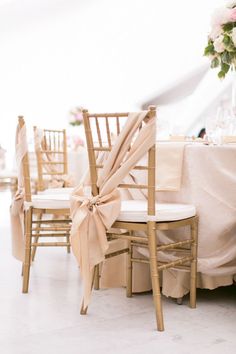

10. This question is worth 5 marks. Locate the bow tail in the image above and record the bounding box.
[70,207,108,308]
[10,195,25,261]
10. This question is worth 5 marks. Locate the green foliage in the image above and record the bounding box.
[221,51,231,64]
[218,70,225,79]
[223,34,231,46]
[204,43,215,56]
[221,62,230,73]
[222,22,234,32]
[69,121,82,127]
[211,57,219,68]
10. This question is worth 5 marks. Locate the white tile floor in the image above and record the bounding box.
[0,190,235,354]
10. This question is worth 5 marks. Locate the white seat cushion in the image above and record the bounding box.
[38,187,74,195]
[117,200,196,222]
[0,169,17,178]
[24,193,71,210]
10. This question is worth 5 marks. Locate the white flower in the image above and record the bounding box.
[232,27,236,46]
[209,25,222,40]
[213,35,225,53]
[226,1,236,9]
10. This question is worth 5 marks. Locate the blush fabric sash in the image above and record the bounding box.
[10,123,28,261]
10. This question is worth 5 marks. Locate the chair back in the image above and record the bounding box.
[33,127,68,191]
[82,106,156,216]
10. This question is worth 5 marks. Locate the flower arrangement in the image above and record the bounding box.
[204,1,236,78]
[68,106,84,126]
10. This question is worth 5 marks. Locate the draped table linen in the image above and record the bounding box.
[77,142,236,297]
[156,143,236,297]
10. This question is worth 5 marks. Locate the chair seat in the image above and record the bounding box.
[39,187,74,195]
[24,193,71,210]
[0,169,17,178]
[117,200,196,222]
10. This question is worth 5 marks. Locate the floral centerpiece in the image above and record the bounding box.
[204,1,236,78]
[68,106,84,126]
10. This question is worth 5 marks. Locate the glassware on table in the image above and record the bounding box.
[169,124,186,141]
[156,118,170,140]
[205,115,218,144]
[229,108,236,135]
[205,106,234,144]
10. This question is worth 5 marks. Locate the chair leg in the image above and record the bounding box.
[126,236,133,298]
[65,216,71,253]
[31,235,39,262]
[66,235,71,253]
[31,212,42,262]
[22,208,33,293]
[176,297,183,305]
[80,300,88,315]
[80,266,96,315]
[94,264,100,290]
[148,222,164,331]
[189,217,198,308]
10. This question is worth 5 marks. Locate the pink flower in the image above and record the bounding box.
[209,25,222,40]
[72,136,84,148]
[68,106,84,126]
[75,112,83,122]
[230,8,236,21]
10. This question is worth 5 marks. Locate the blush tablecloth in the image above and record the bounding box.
[69,143,236,297]
[156,143,236,298]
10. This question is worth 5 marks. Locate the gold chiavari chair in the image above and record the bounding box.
[16,117,71,293]
[32,126,72,259]
[81,106,198,331]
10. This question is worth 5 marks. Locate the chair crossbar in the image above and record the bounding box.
[31,242,70,247]
[87,113,129,118]
[105,248,129,259]
[32,219,71,223]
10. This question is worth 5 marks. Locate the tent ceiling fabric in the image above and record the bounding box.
[142,64,209,108]
[145,66,233,135]
[0,0,88,34]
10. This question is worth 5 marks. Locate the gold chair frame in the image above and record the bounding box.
[18,117,71,293]
[82,106,198,331]
[32,126,71,259]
